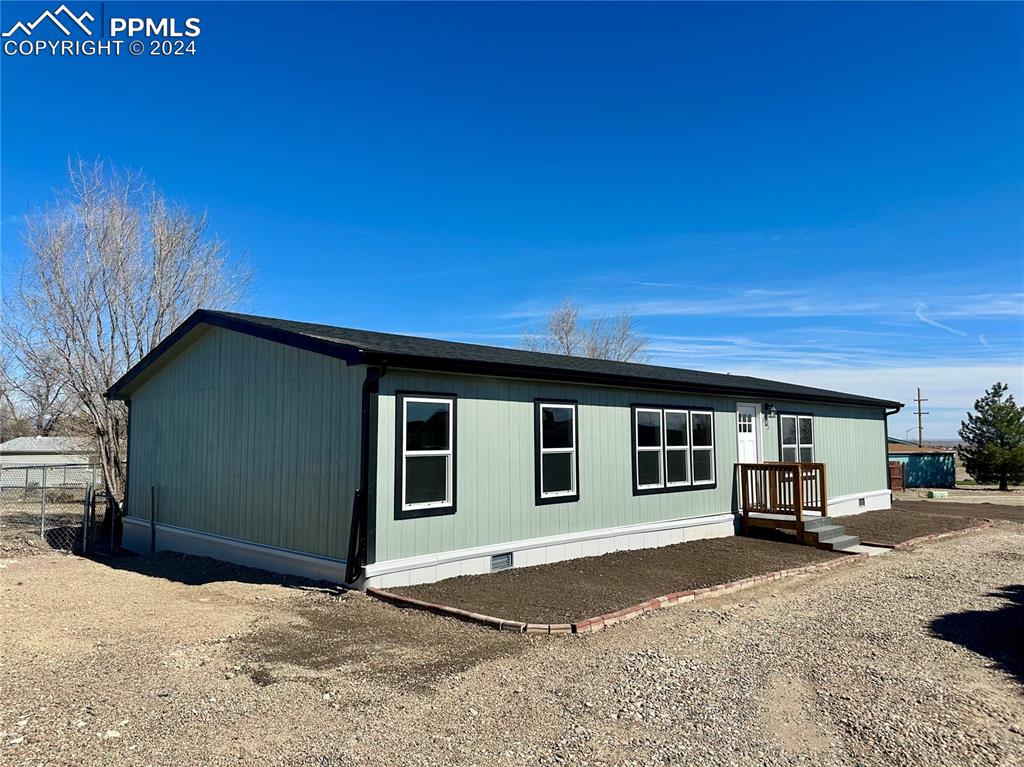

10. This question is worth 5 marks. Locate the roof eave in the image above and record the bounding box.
[358,351,903,409]
[106,311,902,410]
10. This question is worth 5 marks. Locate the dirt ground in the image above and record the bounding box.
[895,499,1024,524]
[2,526,1023,767]
[838,508,979,546]
[899,486,1024,503]
[395,536,838,624]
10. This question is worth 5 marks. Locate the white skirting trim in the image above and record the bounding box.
[365,513,738,589]
[826,488,891,517]
[122,517,349,583]
[122,486,889,590]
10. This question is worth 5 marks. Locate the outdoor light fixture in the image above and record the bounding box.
[764,403,778,420]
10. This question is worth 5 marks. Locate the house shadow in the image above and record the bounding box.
[90,549,346,593]
[929,585,1024,684]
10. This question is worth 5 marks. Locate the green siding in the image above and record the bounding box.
[763,401,889,497]
[125,332,889,567]
[373,371,888,563]
[126,326,362,560]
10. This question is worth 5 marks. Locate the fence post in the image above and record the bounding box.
[40,466,48,539]
[81,486,91,554]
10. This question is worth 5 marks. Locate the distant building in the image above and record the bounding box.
[0,436,95,467]
[887,438,955,489]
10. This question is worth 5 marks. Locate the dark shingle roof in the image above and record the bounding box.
[106,309,903,409]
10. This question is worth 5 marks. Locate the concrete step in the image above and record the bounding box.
[803,517,835,531]
[818,534,861,552]
[805,524,846,541]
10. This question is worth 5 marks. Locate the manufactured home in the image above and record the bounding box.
[106,310,902,587]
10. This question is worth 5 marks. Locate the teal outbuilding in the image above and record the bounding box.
[887,440,956,489]
[107,310,903,587]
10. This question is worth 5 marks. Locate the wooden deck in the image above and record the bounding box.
[737,462,828,544]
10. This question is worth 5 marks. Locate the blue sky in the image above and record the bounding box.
[2,1,1022,438]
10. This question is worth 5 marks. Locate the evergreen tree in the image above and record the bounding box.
[957,382,1024,491]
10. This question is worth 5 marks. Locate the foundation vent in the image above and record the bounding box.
[490,552,513,572]
[859,498,866,507]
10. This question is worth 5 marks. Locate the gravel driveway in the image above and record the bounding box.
[2,524,1022,766]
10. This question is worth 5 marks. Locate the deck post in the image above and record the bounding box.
[739,465,749,535]
[819,464,828,519]
[793,463,804,544]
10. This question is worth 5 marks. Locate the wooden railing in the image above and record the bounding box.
[737,462,828,539]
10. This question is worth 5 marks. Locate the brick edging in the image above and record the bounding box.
[862,518,993,551]
[366,552,869,636]
[365,586,569,634]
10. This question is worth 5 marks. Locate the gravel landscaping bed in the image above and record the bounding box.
[394,536,839,624]
[3,525,1022,767]
[839,508,980,546]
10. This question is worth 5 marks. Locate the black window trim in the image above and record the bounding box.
[533,399,581,506]
[394,390,458,520]
[631,403,718,496]
[778,410,814,463]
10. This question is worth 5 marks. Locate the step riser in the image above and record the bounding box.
[816,535,860,552]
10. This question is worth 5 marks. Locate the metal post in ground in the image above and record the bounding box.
[40,466,48,540]
[81,487,91,554]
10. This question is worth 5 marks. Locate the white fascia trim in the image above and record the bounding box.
[123,516,347,579]
[364,512,735,579]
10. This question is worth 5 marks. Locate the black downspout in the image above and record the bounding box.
[346,363,387,584]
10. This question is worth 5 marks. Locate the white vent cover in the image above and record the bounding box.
[490,552,513,572]
[858,497,866,507]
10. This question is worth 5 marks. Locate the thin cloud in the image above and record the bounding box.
[505,286,1022,323]
[915,303,967,336]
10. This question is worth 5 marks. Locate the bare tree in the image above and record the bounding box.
[522,297,649,362]
[0,354,32,439]
[3,158,252,514]
[1,350,71,435]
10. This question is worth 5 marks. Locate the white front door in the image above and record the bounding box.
[736,404,761,463]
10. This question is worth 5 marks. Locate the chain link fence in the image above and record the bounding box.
[0,464,109,556]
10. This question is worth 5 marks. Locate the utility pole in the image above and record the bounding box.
[914,387,929,447]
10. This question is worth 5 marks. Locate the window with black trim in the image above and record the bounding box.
[535,402,578,503]
[690,410,715,485]
[399,395,455,515]
[632,406,715,493]
[780,414,813,462]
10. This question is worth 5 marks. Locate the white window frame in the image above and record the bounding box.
[401,396,454,512]
[690,410,716,486]
[538,403,577,499]
[634,408,665,490]
[780,414,814,463]
[664,409,691,488]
